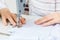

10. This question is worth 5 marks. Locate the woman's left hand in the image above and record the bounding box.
[35,12,60,26]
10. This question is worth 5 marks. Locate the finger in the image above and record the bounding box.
[21,18,26,24]
[7,16,16,26]
[35,16,53,25]
[11,13,17,23]
[41,20,56,26]
[2,16,7,26]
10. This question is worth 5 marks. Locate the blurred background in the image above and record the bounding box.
[5,0,29,15]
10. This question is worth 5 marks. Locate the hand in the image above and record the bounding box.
[0,8,17,26]
[35,12,60,26]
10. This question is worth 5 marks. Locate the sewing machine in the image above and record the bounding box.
[16,0,26,26]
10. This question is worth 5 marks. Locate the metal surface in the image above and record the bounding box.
[16,0,26,27]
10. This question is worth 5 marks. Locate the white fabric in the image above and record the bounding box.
[0,0,7,9]
[0,15,60,40]
[5,0,17,13]
[0,0,17,13]
[29,0,60,16]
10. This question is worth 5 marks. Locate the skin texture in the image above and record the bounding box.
[0,8,17,26]
[35,12,60,26]
[0,8,26,26]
